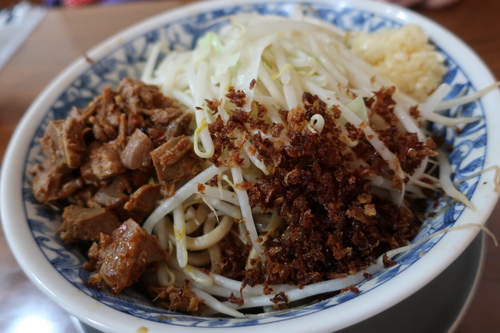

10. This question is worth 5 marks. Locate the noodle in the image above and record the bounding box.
[185,215,234,251]
[143,164,221,233]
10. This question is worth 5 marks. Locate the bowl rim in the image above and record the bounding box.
[2,0,500,332]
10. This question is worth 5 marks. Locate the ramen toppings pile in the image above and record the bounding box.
[31,13,489,317]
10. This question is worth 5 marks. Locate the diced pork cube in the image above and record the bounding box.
[151,136,201,184]
[87,219,167,294]
[123,184,161,213]
[90,143,126,179]
[93,175,131,209]
[59,205,121,243]
[120,129,153,170]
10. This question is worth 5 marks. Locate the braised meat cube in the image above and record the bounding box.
[164,112,193,138]
[60,205,121,243]
[116,77,176,115]
[93,175,131,209]
[34,116,86,203]
[151,136,202,184]
[90,143,126,179]
[61,116,87,168]
[32,164,84,204]
[146,107,184,124]
[128,169,154,188]
[79,154,102,188]
[120,129,153,170]
[40,117,87,169]
[123,184,161,213]
[67,186,97,207]
[86,219,167,294]
[152,136,192,167]
[160,151,202,184]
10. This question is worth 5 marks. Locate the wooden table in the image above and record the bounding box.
[0,0,498,332]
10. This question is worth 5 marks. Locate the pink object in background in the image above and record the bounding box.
[62,0,98,7]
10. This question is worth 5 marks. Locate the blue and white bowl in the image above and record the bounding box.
[2,0,500,332]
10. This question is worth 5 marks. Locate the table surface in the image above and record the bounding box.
[1,0,499,332]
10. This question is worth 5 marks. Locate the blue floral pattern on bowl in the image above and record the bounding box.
[22,1,486,328]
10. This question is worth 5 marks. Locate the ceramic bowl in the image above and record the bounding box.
[2,0,500,332]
